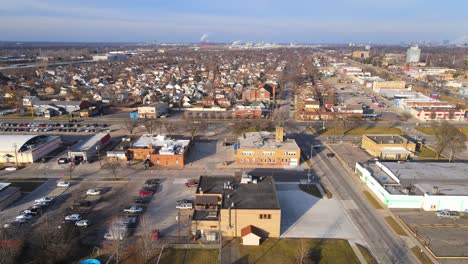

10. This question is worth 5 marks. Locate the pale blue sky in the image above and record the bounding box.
[0,0,466,43]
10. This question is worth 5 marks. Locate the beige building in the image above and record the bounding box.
[0,135,61,164]
[372,81,406,93]
[352,51,370,59]
[236,127,301,167]
[191,173,281,241]
[137,102,168,119]
[362,134,416,160]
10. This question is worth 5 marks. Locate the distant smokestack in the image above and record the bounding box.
[200,34,209,42]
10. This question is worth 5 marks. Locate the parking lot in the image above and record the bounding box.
[395,209,468,258]
[276,183,363,243]
[0,121,110,133]
[135,178,196,237]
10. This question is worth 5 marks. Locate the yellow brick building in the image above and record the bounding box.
[361,134,416,160]
[191,174,281,240]
[236,127,301,167]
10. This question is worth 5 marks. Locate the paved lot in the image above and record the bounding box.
[328,142,372,168]
[137,178,196,237]
[395,209,468,258]
[276,184,363,244]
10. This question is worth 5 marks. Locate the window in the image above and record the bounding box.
[240,158,244,163]
[259,214,271,220]
[284,152,296,156]
[242,151,254,156]
[262,151,275,156]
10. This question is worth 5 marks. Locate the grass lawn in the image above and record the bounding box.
[415,126,468,136]
[410,246,433,264]
[159,248,218,264]
[384,216,408,237]
[236,238,359,264]
[6,179,47,193]
[417,146,440,159]
[356,244,378,264]
[363,191,384,209]
[299,184,323,198]
[321,126,404,136]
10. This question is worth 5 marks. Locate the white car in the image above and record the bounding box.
[57,181,70,187]
[75,219,91,227]
[35,197,54,203]
[16,214,33,221]
[4,167,17,171]
[176,202,193,210]
[86,189,102,196]
[123,206,144,214]
[64,214,81,222]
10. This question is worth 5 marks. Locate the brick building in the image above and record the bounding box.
[362,134,416,160]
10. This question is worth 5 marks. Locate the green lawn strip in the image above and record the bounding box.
[159,248,218,264]
[356,244,378,264]
[410,246,433,264]
[415,126,468,136]
[299,184,323,198]
[417,146,439,159]
[237,238,359,264]
[384,216,408,237]
[363,191,384,209]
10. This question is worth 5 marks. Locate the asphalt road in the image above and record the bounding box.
[294,133,418,264]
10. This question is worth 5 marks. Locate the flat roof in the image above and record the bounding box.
[238,132,299,150]
[132,134,190,155]
[196,175,280,210]
[362,161,468,196]
[364,134,409,145]
[0,183,11,191]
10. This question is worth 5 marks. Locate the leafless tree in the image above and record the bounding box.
[188,121,208,141]
[137,216,155,262]
[67,162,75,179]
[399,111,412,121]
[109,159,120,179]
[143,119,159,134]
[163,122,177,136]
[432,121,466,161]
[124,120,139,135]
[295,239,310,264]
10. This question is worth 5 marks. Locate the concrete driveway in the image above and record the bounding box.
[276,183,362,243]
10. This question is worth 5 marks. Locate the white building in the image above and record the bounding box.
[406,46,421,63]
[68,133,111,163]
[0,135,61,164]
[355,161,468,212]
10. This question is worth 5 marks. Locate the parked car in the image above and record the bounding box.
[145,179,160,186]
[58,158,69,164]
[3,220,24,229]
[20,209,39,216]
[4,167,17,171]
[119,216,137,227]
[326,153,335,158]
[176,201,193,210]
[64,214,81,222]
[35,197,54,203]
[86,189,102,196]
[134,197,150,204]
[139,190,154,197]
[57,181,70,187]
[435,210,460,219]
[124,206,144,214]
[185,179,199,188]
[75,219,92,227]
[16,214,33,221]
[72,200,92,209]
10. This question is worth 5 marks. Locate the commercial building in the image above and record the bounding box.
[0,135,61,164]
[137,102,169,119]
[372,81,406,93]
[361,134,416,160]
[191,173,281,240]
[355,161,468,211]
[236,127,300,167]
[406,46,421,63]
[0,183,21,211]
[127,134,190,167]
[352,51,370,59]
[68,133,111,163]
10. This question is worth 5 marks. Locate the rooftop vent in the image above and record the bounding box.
[432,186,439,195]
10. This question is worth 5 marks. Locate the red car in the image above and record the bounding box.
[139,190,154,196]
[185,180,199,188]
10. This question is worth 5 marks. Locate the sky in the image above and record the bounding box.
[0,0,467,44]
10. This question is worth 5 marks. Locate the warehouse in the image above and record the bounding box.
[355,161,468,212]
[68,133,111,163]
[0,134,61,164]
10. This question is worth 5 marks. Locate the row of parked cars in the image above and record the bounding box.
[61,188,106,229]
[0,122,109,133]
[3,196,55,229]
[104,179,161,241]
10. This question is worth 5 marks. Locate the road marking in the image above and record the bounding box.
[341,199,359,210]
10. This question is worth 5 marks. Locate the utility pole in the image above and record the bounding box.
[13,143,18,167]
